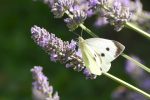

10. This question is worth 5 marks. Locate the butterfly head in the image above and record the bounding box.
[78,36,85,46]
[78,36,84,42]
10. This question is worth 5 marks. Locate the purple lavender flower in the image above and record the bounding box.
[94,17,108,27]
[140,78,150,91]
[105,1,131,31]
[38,0,131,31]
[83,68,97,79]
[86,0,131,31]
[36,0,150,32]
[92,0,150,32]
[125,55,150,91]
[64,9,87,31]
[31,25,96,79]
[35,0,88,31]
[31,66,59,100]
[112,86,146,100]
[51,0,74,18]
[127,0,150,32]
[125,55,144,80]
[89,0,100,7]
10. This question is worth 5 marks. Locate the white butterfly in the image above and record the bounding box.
[78,37,125,75]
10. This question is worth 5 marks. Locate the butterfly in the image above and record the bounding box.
[78,37,125,75]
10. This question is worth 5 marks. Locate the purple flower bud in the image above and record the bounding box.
[50,53,58,62]
[111,86,145,100]
[58,0,74,10]
[68,40,77,50]
[89,0,100,7]
[64,18,78,31]
[125,55,144,80]
[119,0,130,6]
[51,3,65,18]
[31,25,50,48]
[64,9,87,31]
[94,17,108,27]
[65,63,72,68]
[73,10,87,24]
[31,66,60,100]
[113,1,122,15]
[140,78,150,91]
[83,68,91,77]
[83,68,97,79]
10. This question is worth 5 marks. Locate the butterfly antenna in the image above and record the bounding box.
[81,29,83,37]
[72,31,80,37]
[72,31,80,43]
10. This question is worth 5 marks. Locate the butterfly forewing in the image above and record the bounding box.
[85,38,125,63]
[79,37,102,75]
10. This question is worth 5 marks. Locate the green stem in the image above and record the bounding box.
[121,53,150,73]
[65,11,98,37]
[103,72,150,99]
[79,24,98,37]
[125,22,150,40]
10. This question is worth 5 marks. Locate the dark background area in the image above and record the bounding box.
[0,0,150,100]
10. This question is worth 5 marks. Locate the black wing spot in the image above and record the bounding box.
[93,57,96,61]
[100,67,102,71]
[94,54,97,57]
[93,53,97,61]
[101,53,105,57]
[106,47,110,51]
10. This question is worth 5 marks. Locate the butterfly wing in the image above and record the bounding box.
[85,38,125,73]
[79,37,102,75]
[85,38,125,63]
[101,62,111,73]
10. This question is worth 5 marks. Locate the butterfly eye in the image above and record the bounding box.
[106,47,110,51]
[101,53,105,57]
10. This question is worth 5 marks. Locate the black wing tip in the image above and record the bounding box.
[113,41,125,57]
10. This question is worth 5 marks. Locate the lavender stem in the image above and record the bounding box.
[103,72,150,99]
[122,53,150,73]
[125,22,150,40]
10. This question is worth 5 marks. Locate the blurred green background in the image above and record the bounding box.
[0,0,150,100]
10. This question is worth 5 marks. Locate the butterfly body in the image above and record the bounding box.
[78,37,125,75]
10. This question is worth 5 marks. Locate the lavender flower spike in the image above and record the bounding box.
[31,66,59,100]
[64,9,87,31]
[51,0,74,18]
[31,25,96,79]
[106,1,131,31]
[89,0,131,31]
